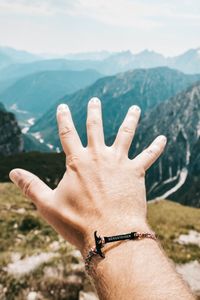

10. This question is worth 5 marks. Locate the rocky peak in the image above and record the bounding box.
[0,104,23,156]
[132,82,200,207]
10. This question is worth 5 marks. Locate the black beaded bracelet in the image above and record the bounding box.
[84,230,157,273]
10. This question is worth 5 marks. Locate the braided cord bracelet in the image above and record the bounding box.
[85,230,157,273]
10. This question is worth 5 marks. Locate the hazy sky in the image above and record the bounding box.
[0,0,200,56]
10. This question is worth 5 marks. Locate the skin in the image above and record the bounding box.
[9,97,195,299]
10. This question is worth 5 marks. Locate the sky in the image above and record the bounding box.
[0,0,200,56]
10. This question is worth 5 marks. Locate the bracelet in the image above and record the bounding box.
[85,230,157,273]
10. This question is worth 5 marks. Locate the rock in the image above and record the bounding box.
[70,250,82,259]
[27,291,38,300]
[43,265,64,279]
[176,230,200,247]
[79,291,99,300]
[71,262,85,273]
[16,208,26,214]
[176,260,200,296]
[49,241,60,251]
[0,105,23,156]
[66,274,82,285]
[5,252,59,276]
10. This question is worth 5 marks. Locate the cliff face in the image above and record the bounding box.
[131,83,200,207]
[0,104,23,156]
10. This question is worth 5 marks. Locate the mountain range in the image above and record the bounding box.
[0,69,102,126]
[0,46,200,208]
[30,67,200,149]
[28,67,200,207]
[1,48,200,83]
[0,46,41,70]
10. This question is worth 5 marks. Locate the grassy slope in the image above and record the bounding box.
[1,183,199,264]
[148,200,200,263]
[0,183,200,299]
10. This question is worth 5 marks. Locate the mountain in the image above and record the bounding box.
[0,78,17,95]
[0,58,103,82]
[23,133,52,152]
[169,48,200,74]
[0,103,23,155]
[30,67,200,150]
[1,50,165,80]
[0,46,42,72]
[0,52,12,69]
[0,46,41,66]
[0,103,51,155]
[101,50,167,73]
[2,48,200,86]
[172,139,200,207]
[131,83,200,207]
[0,69,102,125]
[134,49,167,68]
[63,50,112,61]
[1,47,200,83]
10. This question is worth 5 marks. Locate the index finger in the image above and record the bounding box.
[56,103,83,156]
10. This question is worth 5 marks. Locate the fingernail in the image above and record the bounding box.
[9,169,20,185]
[156,135,167,144]
[57,103,69,112]
[130,105,140,112]
[89,97,100,104]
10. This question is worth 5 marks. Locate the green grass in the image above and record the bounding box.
[0,183,200,299]
[1,183,199,264]
[148,199,200,263]
[0,183,58,258]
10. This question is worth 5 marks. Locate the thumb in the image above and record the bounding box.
[9,168,52,205]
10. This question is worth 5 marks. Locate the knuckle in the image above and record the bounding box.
[146,148,154,156]
[59,125,74,139]
[121,125,135,134]
[145,145,159,157]
[91,152,100,163]
[66,154,80,170]
[21,177,36,199]
[134,164,145,177]
[87,117,101,128]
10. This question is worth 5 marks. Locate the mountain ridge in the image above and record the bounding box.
[30,67,200,150]
[0,69,103,126]
[1,47,200,82]
[132,82,200,207]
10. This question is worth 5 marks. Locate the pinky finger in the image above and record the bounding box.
[133,135,167,172]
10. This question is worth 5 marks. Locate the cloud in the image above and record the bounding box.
[0,0,200,28]
[0,0,165,28]
[0,0,76,16]
[68,0,163,29]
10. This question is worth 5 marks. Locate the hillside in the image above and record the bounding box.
[0,51,12,69]
[0,182,199,299]
[1,48,200,82]
[0,69,102,125]
[0,46,41,72]
[0,152,65,187]
[0,58,103,82]
[169,48,200,74]
[30,67,200,149]
[0,104,23,156]
[0,103,51,155]
[131,82,200,207]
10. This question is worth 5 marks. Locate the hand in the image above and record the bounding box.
[9,97,167,257]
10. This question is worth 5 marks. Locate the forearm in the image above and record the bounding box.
[10,100,195,300]
[82,223,195,300]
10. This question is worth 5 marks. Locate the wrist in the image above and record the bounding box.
[80,218,153,259]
